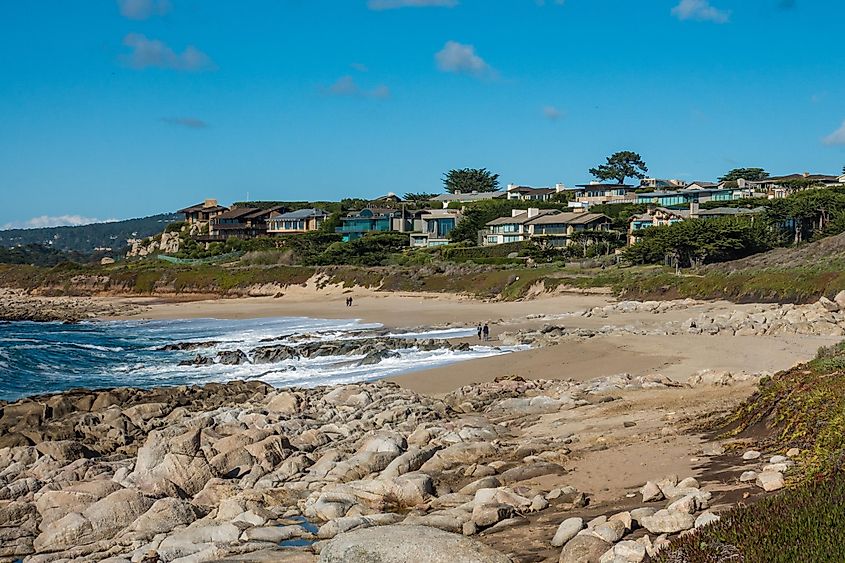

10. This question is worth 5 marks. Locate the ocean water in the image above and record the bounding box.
[0,317,517,402]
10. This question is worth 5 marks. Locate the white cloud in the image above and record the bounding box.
[543,106,563,120]
[3,215,115,230]
[121,33,215,71]
[823,120,845,146]
[117,0,171,20]
[161,117,208,129]
[368,0,457,10]
[327,76,390,99]
[435,41,493,77]
[535,0,565,5]
[671,0,730,23]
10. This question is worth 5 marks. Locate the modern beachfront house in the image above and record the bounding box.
[178,199,228,225]
[571,182,639,205]
[526,212,611,248]
[207,206,285,240]
[505,184,564,202]
[481,208,610,247]
[409,209,462,248]
[336,208,413,242]
[743,173,845,199]
[627,207,690,245]
[634,185,742,207]
[482,208,556,246]
[267,208,330,235]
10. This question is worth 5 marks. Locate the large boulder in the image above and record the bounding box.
[319,525,512,563]
[640,509,695,534]
[559,534,612,563]
[34,488,154,552]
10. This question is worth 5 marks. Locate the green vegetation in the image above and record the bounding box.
[0,244,92,267]
[625,216,776,268]
[311,233,409,266]
[718,167,770,182]
[655,341,845,562]
[588,150,648,184]
[442,167,500,194]
[626,186,845,268]
[175,236,279,260]
[654,473,845,562]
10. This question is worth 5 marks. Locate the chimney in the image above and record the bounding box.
[203,199,218,208]
[511,209,525,218]
[507,183,516,192]
[555,183,565,193]
[690,202,700,219]
[527,207,540,218]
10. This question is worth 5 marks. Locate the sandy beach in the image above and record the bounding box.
[113,289,834,396]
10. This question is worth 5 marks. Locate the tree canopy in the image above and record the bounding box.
[443,168,500,194]
[403,192,439,203]
[718,168,770,182]
[588,151,648,185]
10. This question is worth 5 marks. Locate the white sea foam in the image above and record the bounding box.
[1,315,528,399]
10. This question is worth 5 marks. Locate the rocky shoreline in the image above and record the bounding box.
[0,290,147,323]
[0,369,789,563]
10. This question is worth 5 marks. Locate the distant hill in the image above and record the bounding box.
[0,244,93,267]
[0,213,179,256]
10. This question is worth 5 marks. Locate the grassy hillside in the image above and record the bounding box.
[654,342,845,562]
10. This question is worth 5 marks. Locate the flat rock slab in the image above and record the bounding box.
[319,524,512,563]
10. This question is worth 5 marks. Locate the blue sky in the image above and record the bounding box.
[1,0,844,228]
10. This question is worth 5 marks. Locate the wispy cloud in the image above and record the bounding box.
[368,0,457,10]
[435,41,493,78]
[326,76,390,99]
[161,117,208,129]
[3,215,115,230]
[535,0,565,5]
[823,120,845,146]
[671,0,730,23]
[543,106,563,120]
[121,33,215,71]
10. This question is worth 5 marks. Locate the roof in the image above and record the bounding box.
[270,208,329,220]
[178,203,228,214]
[486,210,557,226]
[432,191,507,202]
[527,212,610,226]
[686,181,720,188]
[344,207,401,218]
[575,183,637,190]
[243,206,285,220]
[420,209,460,219]
[508,186,557,195]
[215,207,260,220]
[637,186,735,198]
[747,174,842,184]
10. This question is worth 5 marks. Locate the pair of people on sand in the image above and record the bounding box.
[476,323,490,341]
[345,296,353,307]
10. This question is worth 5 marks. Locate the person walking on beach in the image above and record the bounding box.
[477,324,483,341]
[482,323,489,341]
